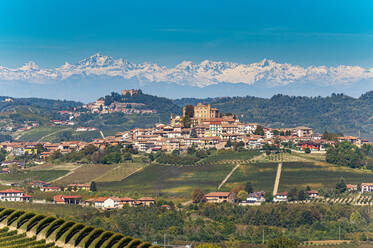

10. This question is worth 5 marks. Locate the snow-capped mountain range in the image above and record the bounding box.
[1,53,373,87]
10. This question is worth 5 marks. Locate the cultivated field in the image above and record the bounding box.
[0,170,69,183]
[94,163,145,182]
[95,152,373,200]
[53,163,117,184]
[97,163,236,198]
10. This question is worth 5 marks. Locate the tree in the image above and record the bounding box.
[183,105,194,128]
[231,185,243,195]
[192,188,205,203]
[90,181,97,192]
[254,125,265,136]
[288,188,298,201]
[245,181,253,193]
[298,190,306,201]
[190,128,198,138]
[264,192,273,202]
[336,178,347,194]
[195,244,220,248]
[0,150,6,162]
[237,190,248,202]
[267,237,298,248]
[122,152,132,161]
[184,105,194,118]
[225,139,232,148]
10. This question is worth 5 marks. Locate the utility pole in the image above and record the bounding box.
[262,229,265,244]
[338,224,341,240]
[164,233,166,248]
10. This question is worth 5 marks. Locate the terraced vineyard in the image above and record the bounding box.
[0,227,55,248]
[295,194,373,205]
[0,208,158,248]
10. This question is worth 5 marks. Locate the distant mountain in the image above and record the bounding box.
[1,53,373,101]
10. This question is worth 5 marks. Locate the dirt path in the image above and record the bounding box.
[217,163,241,190]
[272,162,283,196]
[37,128,71,142]
[49,164,83,183]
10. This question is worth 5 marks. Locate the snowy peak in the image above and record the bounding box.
[19,61,40,71]
[78,53,116,67]
[1,53,373,86]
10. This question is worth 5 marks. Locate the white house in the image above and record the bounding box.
[0,189,32,202]
[103,197,120,209]
[242,192,265,206]
[361,183,373,193]
[273,192,288,202]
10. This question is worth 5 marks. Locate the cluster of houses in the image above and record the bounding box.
[0,100,370,159]
[85,196,155,209]
[29,180,90,192]
[203,183,373,206]
[0,188,155,209]
[52,195,156,209]
[0,189,32,202]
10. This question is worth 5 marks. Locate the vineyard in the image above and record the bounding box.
[293,194,373,205]
[0,207,158,248]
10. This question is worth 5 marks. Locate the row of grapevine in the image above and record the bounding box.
[296,195,373,206]
[0,226,55,248]
[0,207,159,248]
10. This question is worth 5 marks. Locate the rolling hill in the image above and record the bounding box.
[3,90,373,141]
[174,91,373,140]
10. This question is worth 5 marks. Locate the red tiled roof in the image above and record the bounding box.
[120,197,134,201]
[205,192,231,197]
[276,192,288,196]
[137,197,155,201]
[0,189,23,193]
[94,197,108,202]
[53,195,64,203]
[63,195,81,199]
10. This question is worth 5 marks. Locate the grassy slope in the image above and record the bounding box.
[97,153,373,200]
[97,163,235,198]
[0,170,69,183]
[53,163,118,184]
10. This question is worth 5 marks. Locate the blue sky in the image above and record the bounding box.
[0,0,372,68]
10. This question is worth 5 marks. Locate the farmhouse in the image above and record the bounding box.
[40,186,61,192]
[347,184,358,192]
[29,180,50,188]
[0,189,32,202]
[361,183,373,193]
[136,197,155,206]
[205,192,236,204]
[66,184,90,191]
[242,191,265,206]
[53,195,82,205]
[307,190,319,198]
[273,192,288,202]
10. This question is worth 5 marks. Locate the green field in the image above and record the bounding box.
[0,170,69,183]
[97,163,235,198]
[97,153,373,200]
[14,126,71,142]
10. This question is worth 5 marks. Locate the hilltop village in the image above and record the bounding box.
[0,92,370,161]
[0,99,368,157]
[0,97,371,208]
